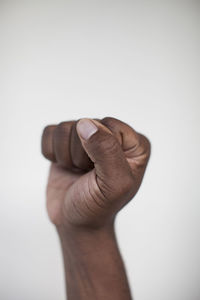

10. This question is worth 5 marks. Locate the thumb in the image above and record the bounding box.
[76,118,134,201]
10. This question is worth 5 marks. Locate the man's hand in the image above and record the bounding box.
[42,117,150,229]
[41,117,150,300]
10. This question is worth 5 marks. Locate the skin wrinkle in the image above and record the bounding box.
[64,188,85,225]
[82,189,97,218]
[87,172,106,211]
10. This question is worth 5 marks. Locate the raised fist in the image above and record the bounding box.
[41,117,150,229]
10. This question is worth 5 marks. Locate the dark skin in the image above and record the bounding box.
[41,117,150,300]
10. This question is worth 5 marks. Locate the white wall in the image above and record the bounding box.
[0,1,199,299]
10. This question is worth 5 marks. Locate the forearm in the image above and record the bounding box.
[57,224,133,300]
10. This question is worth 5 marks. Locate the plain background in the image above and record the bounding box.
[0,0,199,299]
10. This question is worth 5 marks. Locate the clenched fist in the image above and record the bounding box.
[41,117,150,229]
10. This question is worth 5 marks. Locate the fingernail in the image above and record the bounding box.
[77,119,98,140]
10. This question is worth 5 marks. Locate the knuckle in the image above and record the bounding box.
[41,125,56,161]
[42,125,54,136]
[53,122,73,150]
[57,121,67,129]
[139,134,151,156]
[101,117,120,134]
[101,117,116,127]
[55,122,68,136]
[55,121,74,141]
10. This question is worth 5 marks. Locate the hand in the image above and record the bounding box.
[41,117,150,229]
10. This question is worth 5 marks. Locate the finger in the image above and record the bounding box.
[76,118,134,201]
[41,125,57,162]
[52,121,75,168]
[42,121,94,170]
[101,117,151,171]
[101,117,150,156]
[70,122,94,170]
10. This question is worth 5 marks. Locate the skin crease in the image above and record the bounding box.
[41,117,151,300]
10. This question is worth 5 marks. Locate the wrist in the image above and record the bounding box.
[56,222,116,253]
[56,214,116,238]
[56,219,132,300]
